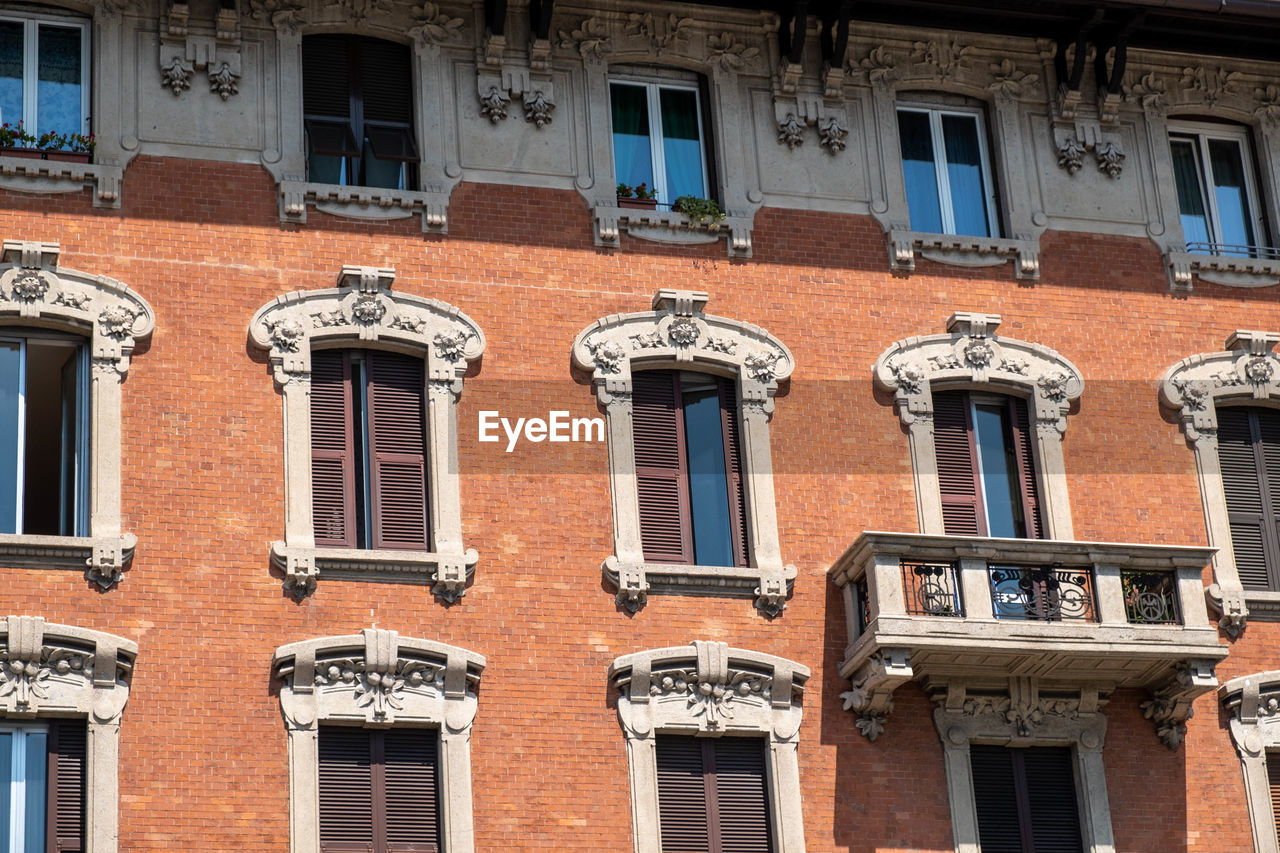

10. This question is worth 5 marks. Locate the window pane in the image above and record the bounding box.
[611,83,653,195]
[25,341,75,536]
[0,22,23,132]
[0,731,11,848]
[37,25,81,138]
[23,730,46,853]
[1171,138,1211,248]
[682,380,733,567]
[897,110,943,234]
[0,340,20,534]
[659,87,705,202]
[361,141,406,190]
[942,113,991,237]
[1208,137,1257,252]
[972,403,1021,538]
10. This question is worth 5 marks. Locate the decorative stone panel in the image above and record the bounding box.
[571,289,796,615]
[609,642,809,853]
[274,628,484,853]
[1221,671,1280,853]
[249,265,484,598]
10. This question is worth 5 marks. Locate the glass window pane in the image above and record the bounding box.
[942,113,991,237]
[1208,137,1256,252]
[972,403,1020,538]
[37,25,82,139]
[0,22,24,133]
[682,381,733,567]
[24,731,46,853]
[0,731,11,849]
[897,110,943,234]
[659,87,705,202]
[611,84,653,196]
[361,140,406,190]
[0,340,21,534]
[1171,138,1211,248]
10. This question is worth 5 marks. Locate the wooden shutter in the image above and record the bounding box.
[382,731,441,853]
[656,736,772,853]
[969,745,1024,853]
[366,352,429,551]
[1266,752,1280,844]
[656,736,711,853]
[1023,747,1084,853]
[311,351,358,548]
[933,391,986,536]
[302,35,352,119]
[1218,408,1277,589]
[1259,410,1280,589]
[46,719,86,853]
[1009,396,1045,539]
[633,371,693,563]
[357,38,413,125]
[711,738,772,853]
[318,728,376,852]
[717,378,749,568]
[970,745,1083,853]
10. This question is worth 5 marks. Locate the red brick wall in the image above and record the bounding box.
[0,156,1273,851]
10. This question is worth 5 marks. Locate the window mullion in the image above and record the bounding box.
[967,397,991,535]
[930,111,956,234]
[648,84,669,205]
[1197,134,1227,247]
[23,20,36,134]
[692,85,709,199]
[79,20,89,136]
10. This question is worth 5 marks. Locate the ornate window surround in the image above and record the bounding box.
[570,289,796,615]
[0,615,137,853]
[872,312,1084,539]
[931,676,1115,853]
[248,265,485,599]
[273,628,484,853]
[0,240,154,588]
[608,641,809,853]
[1159,329,1280,634]
[1221,670,1280,853]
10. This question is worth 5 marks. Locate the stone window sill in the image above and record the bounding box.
[604,556,796,617]
[0,155,122,208]
[277,180,449,232]
[592,204,753,258]
[1242,591,1280,620]
[0,532,137,588]
[270,540,477,602]
[1167,250,1280,292]
[888,229,1040,280]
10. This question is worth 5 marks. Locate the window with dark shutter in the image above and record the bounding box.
[632,370,748,567]
[655,735,772,853]
[302,34,418,190]
[318,727,441,853]
[1266,752,1280,845]
[970,744,1082,853]
[1217,407,1280,590]
[47,719,86,853]
[311,350,429,552]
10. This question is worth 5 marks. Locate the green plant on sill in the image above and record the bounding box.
[615,181,657,199]
[672,195,725,224]
[0,122,95,154]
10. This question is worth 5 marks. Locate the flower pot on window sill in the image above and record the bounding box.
[44,151,91,163]
[617,197,659,210]
[0,146,43,159]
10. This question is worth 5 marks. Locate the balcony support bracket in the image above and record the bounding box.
[840,647,912,740]
[1142,658,1220,750]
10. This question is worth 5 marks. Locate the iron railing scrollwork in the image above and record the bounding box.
[988,564,1097,622]
[901,560,964,617]
[1121,570,1182,625]
[853,576,870,637]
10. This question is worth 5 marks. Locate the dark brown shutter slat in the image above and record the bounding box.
[312,351,358,548]
[718,377,750,568]
[367,352,429,551]
[1010,396,1045,540]
[656,736,711,852]
[1219,408,1273,589]
[357,38,413,125]
[303,35,352,118]
[634,371,693,563]
[1024,747,1084,853]
[711,738,772,853]
[934,391,986,536]
[47,719,86,853]
[1267,753,1280,844]
[318,729,376,852]
[1257,409,1280,590]
[969,745,1022,853]
[382,731,441,853]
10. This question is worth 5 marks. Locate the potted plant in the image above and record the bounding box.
[42,131,94,163]
[0,123,41,159]
[616,182,659,210]
[672,195,726,225]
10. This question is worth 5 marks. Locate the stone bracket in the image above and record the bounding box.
[159,0,242,100]
[475,28,555,129]
[840,647,913,740]
[278,180,451,233]
[1052,119,1125,179]
[887,230,1041,280]
[592,206,754,259]
[604,557,796,615]
[271,542,479,601]
[1166,250,1280,294]
[1141,659,1219,750]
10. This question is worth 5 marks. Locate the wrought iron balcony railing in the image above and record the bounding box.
[988,564,1097,622]
[1185,241,1280,260]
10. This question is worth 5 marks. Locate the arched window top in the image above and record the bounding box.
[1162,329,1280,440]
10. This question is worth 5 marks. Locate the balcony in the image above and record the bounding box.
[830,532,1228,747]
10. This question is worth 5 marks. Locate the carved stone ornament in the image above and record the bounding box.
[161,57,193,95]
[817,117,847,154]
[557,17,612,61]
[0,615,135,720]
[1161,331,1280,633]
[706,31,760,73]
[776,114,805,150]
[1057,137,1086,174]
[522,90,555,128]
[572,290,797,615]
[208,62,240,100]
[1094,140,1125,179]
[408,2,464,46]
[479,87,509,123]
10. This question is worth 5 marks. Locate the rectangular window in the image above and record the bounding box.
[302,35,419,191]
[969,745,1083,853]
[1267,752,1280,845]
[0,720,84,853]
[631,370,747,567]
[1216,406,1280,591]
[0,333,89,536]
[933,391,1042,539]
[655,735,772,853]
[317,727,441,853]
[610,79,710,206]
[0,12,89,142]
[311,350,429,551]
[897,105,998,237]
[1170,122,1269,258]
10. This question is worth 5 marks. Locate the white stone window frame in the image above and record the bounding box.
[607,68,711,207]
[0,615,136,853]
[248,265,485,599]
[932,677,1115,853]
[571,289,796,616]
[1221,670,1280,853]
[274,628,484,853]
[0,240,153,588]
[0,7,91,137]
[872,311,1084,540]
[609,641,809,853]
[1159,329,1280,635]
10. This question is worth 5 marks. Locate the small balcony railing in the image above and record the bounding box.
[1122,569,1182,625]
[901,560,964,617]
[988,564,1097,622]
[1185,241,1280,260]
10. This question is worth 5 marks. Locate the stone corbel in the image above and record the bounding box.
[1053,119,1124,179]
[887,229,1042,280]
[772,92,848,154]
[159,0,242,100]
[1141,659,1219,750]
[839,648,912,740]
[475,10,555,129]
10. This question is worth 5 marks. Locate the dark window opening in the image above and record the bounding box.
[655,735,772,853]
[970,744,1083,853]
[1217,406,1280,590]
